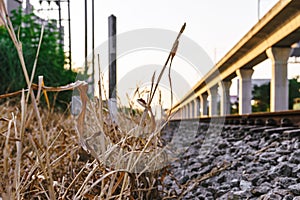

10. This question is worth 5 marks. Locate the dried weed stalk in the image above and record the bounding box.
[72,23,186,199]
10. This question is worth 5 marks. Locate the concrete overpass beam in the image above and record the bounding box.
[208,85,219,116]
[200,93,208,117]
[236,69,254,114]
[266,47,290,112]
[219,81,232,116]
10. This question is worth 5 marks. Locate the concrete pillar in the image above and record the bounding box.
[182,105,186,119]
[266,47,290,111]
[195,97,201,117]
[236,69,254,114]
[187,104,190,119]
[200,93,208,116]
[178,108,183,119]
[219,81,232,116]
[190,101,195,118]
[208,85,219,116]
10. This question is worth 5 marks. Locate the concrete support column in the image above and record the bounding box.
[173,109,179,119]
[200,93,208,117]
[190,101,195,118]
[208,85,219,116]
[179,108,184,119]
[182,106,186,119]
[266,47,290,111]
[219,81,232,116]
[195,97,201,117]
[187,104,190,119]
[236,69,254,114]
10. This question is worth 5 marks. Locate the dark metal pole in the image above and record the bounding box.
[25,0,30,14]
[108,15,117,100]
[84,0,88,76]
[67,0,72,70]
[57,0,62,44]
[92,0,95,93]
[258,0,260,20]
[108,15,117,121]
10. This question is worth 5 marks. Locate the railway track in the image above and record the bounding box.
[170,110,300,127]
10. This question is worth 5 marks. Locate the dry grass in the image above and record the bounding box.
[0,89,173,199]
[0,98,169,199]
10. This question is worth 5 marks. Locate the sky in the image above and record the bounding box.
[29,0,300,106]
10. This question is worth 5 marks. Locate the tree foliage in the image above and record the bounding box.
[252,77,300,112]
[0,8,76,108]
[252,82,271,112]
[288,76,300,109]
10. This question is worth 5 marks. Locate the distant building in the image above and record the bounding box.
[230,95,238,104]
[290,42,300,63]
[0,0,22,26]
[5,0,22,15]
[290,42,300,57]
[1,0,70,68]
[293,98,300,110]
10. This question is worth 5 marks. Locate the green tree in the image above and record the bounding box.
[0,8,76,108]
[288,76,300,109]
[252,82,270,112]
[252,77,300,112]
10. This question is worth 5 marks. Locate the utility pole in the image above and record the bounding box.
[67,0,72,70]
[108,15,117,100]
[92,0,95,94]
[258,0,261,20]
[108,15,117,121]
[84,0,88,76]
[57,0,62,44]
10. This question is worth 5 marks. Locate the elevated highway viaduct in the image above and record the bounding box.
[171,0,300,119]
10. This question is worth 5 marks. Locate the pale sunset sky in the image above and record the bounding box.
[28,0,299,104]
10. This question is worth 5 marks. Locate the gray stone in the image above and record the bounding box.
[259,152,279,164]
[289,150,300,164]
[218,142,228,149]
[248,140,259,149]
[255,177,269,186]
[277,155,288,162]
[272,188,293,197]
[240,180,252,191]
[289,183,300,195]
[230,179,240,187]
[260,192,282,200]
[276,177,298,187]
[218,184,231,191]
[268,163,293,178]
[232,190,251,198]
[198,165,212,176]
[282,195,294,200]
[179,175,189,185]
[251,182,272,196]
